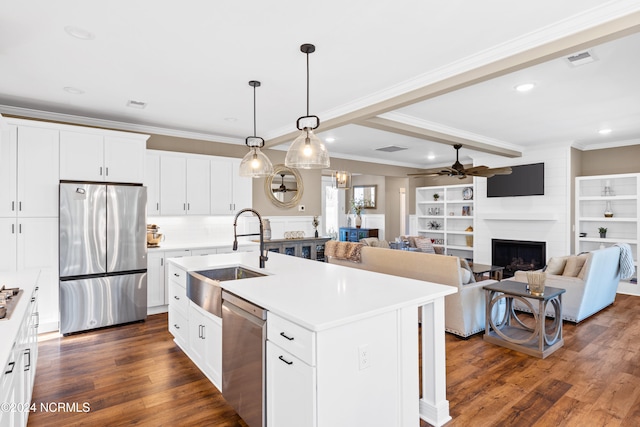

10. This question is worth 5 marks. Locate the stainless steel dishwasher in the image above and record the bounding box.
[222,290,267,427]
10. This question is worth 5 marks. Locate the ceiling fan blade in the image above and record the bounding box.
[463,165,489,174]
[407,168,448,177]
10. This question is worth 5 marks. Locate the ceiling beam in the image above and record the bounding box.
[358,117,522,157]
[264,10,640,151]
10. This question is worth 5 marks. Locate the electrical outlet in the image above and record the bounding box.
[298,205,305,212]
[358,344,371,370]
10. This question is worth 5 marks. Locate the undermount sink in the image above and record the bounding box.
[187,266,267,317]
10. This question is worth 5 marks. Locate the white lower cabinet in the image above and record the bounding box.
[168,263,189,348]
[147,252,166,308]
[1,284,39,427]
[188,303,222,389]
[167,263,223,390]
[266,342,316,427]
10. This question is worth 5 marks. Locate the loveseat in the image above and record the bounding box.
[511,246,622,322]
[327,245,497,337]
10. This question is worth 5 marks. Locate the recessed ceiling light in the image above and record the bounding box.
[514,83,536,92]
[126,100,147,109]
[598,128,612,135]
[64,26,95,40]
[63,86,84,95]
[427,154,435,160]
[325,137,335,143]
[224,117,238,122]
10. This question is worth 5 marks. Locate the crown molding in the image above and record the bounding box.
[0,105,244,145]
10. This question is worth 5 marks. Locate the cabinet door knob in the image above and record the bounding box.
[99,166,103,176]
[174,324,180,330]
[5,361,15,374]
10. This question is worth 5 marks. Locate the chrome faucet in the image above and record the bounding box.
[233,208,268,268]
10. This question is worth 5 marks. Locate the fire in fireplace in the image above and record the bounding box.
[492,239,546,278]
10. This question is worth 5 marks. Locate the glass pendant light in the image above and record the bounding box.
[285,43,330,169]
[239,80,273,178]
[332,170,351,190]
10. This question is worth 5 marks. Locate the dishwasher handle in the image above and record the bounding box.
[222,290,267,320]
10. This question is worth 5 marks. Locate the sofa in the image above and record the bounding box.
[511,246,622,323]
[327,244,498,337]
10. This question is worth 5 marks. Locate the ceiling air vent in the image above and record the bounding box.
[375,145,407,153]
[565,50,596,67]
[126,100,147,109]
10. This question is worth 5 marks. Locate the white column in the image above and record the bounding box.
[419,299,451,426]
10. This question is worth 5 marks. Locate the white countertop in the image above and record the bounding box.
[0,270,40,368]
[148,240,258,252]
[169,252,456,332]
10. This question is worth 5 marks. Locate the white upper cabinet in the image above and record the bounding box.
[104,136,146,183]
[210,158,233,214]
[210,158,252,215]
[151,151,247,216]
[16,126,59,217]
[186,157,211,215]
[159,155,210,215]
[160,155,188,215]
[145,153,161,216]
[0,125,18,218]
[60,130,147,183]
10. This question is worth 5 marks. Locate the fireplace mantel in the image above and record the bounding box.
[482,212,558,221]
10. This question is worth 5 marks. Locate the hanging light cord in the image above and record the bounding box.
[246,80,265,148]
[296,44,320,131]
[253,83,257,137]
[306,50,310,117]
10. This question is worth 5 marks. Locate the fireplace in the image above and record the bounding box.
[492,239,546,278]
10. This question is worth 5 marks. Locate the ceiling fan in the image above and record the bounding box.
[273,174,297,193]
[408,144,512,179]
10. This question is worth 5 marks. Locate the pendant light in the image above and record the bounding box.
[239,80,274,178]
[285,43,330,169]
[331,170,351,190]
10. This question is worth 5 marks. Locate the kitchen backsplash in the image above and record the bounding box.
[147,215,321,245]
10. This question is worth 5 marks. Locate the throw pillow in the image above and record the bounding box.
[577,254,590,279]
[545,256,569,275]
[460,267,472,284]
[562,255,588,277]
[376,239,390,249]
[359,237,378,247]
[414,236,436,254]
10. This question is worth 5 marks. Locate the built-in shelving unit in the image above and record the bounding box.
[416,183,475,260]
[575,173,638,287]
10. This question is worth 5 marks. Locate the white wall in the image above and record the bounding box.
[473,144,573,264]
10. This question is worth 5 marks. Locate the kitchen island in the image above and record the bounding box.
[168,251,456,427]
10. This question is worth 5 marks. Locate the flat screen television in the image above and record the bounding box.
[487,162,544,197]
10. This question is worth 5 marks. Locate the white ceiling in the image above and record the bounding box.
[1,0,639,169]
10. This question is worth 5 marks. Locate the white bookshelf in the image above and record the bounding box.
[575,173,638,288]
[416,183,475,260]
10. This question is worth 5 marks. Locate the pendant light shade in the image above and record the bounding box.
[332,170,351,190]
[285,44,330,169]
[239,81,273,178]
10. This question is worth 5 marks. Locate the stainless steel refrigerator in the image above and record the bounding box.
[59,183,147,334]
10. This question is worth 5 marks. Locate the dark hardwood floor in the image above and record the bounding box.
[28,294,640,426]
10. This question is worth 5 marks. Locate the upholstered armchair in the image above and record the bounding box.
[512,246,622,322]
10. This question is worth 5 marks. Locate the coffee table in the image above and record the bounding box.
[470,263,504,281]
[483,280,565,358]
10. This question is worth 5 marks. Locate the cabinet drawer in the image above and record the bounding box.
[168,264,187,288]
[168,281,188,316]
[268,313,316,366]
[168,307,188,346]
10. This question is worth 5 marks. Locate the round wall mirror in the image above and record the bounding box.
[264,164,304,208]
